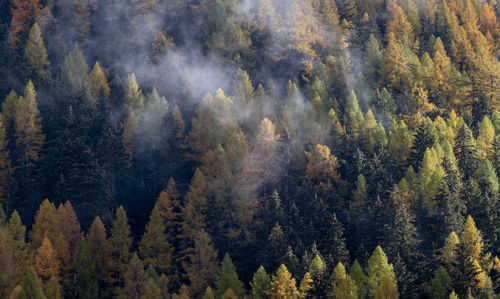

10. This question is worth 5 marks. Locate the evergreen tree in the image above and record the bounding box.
[88,62,111,99]
[454,123,480,180]
[437,157,466,240]
[350,260,366,299]
[214,254,245,298]
[6,211,28,285]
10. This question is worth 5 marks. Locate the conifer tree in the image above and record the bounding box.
[214,254,245,298]
[88,62,111,99]
[119,253,148,299]
[139,203,173,274]
[251,266,271,299]
[431,267,451,299]
[6,211,28,285]
[322,213,349,265]
[454,123,480,179]
[57,201,82,256]
[476,116,495,161]
[350,260,366,299]
[183,230,218,298]
[110,206,132,288]
[270,264,299,299]
[182,168,208,247]
[44,276,61,299]
[73,239,98,299]
[8,0,42,44]
[33,237,60,287]
[13,81,45,202]
[474,161,500,250]
[64,45,89,93]
[437,158,466,239]
[30,199,59,250]
[86,216,114,297]
[24,23,49,78]
[367,246,398,298]
[17,267,46,299]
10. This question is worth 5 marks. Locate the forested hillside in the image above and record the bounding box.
[0,0,499,298]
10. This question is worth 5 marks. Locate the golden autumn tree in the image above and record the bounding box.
[57,201,82,256]
[24,23,49,78]
[33,236,60,287]
[87,216,115,297]
[9,0,42,44]
[88,62,111,99]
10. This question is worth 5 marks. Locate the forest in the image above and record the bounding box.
[0,0,499,298]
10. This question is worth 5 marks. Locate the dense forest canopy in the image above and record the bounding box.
[0,0,500,298]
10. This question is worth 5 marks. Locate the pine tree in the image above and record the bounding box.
[0,228,15,298]
[184,230,218,298]
[0,117,9,205]
[251,266,271,299]
[330,262,358,299]
[214,254,245,298]
[24,23,49,78]
[270,264,299,299]
[87,216,114,297]
[63,44,89,93]
[139,203,173,274]
[33,237,60,287]
[265,223,287,272]
[17,267,46,299]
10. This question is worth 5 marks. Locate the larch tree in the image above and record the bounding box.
[86,216,114,298]
[33,237,60,287]
[367,246,398,299]
[385,0,414,42]
[9,0,42,44]
[88,62,111,99]
[270,264,299,299]
[251,266,271,299]
[182,168,208,242]
[214,254,245,298]
[30,199,59,250]
[183,230,219,298]
[73,239,98,299]
[24,23,49,78]
[6,211,28,285]
[350,260,366,299]
[57,201,82,256]
[138,201,173,275]
[0,116,10,207]
[44,276,61,299]
[476,116,495,162]
[110,206,132,289]
[17,266,46,299]
[13,81,45,197]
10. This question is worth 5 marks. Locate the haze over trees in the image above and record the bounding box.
[0,0,499,298]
